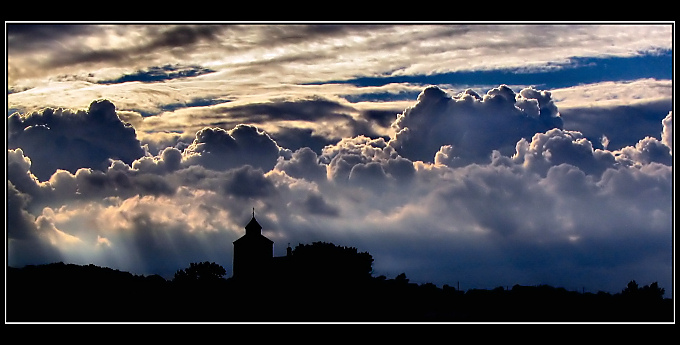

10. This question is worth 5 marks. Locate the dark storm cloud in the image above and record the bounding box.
[7,99,146,181]
[222,165,276,198]
[300,193,340,217]
[390,85,563,165]
[79,162,177,198]
[183,125,283,172]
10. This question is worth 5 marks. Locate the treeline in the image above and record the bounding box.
[6,242,673,322]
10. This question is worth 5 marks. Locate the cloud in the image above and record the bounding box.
[182,125,283,172]
[7,25,226,82]
[510,128,617,176]
[214,97,389,145]
[132,147,183,174]
[274,147,327,182]
[222,165,277,198]
[7,99,145,181]
[7,180,65,267]
[614,136,672,167]
[390,85,563,165]
[6,89,673,295]
[267,127,339,154]
[661,111,673,154]
[319,136,416,189]
[224,97,354,123]
[7,180,40,241]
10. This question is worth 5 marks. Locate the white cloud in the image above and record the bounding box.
[551,79,672,110]
[389,85,563,164]
[662,111,673,154]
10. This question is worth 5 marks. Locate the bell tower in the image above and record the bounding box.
[232,209,274,281]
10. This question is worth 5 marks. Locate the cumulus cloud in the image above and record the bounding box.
[319,136,415,189]
[182,125,283,172]
[614,136,672,167]
[7,99,145,181]
[389,85,563,165]
[510,128,617,176]
[274,147,327,182]
[6,88,673,294]
[132,147,183,174]
[7,179,66,267]
[661,111,672,154]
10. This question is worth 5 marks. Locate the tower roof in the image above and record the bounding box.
[234,215,273,245]
[245,216,262,234]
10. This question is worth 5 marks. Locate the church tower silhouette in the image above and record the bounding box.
[232,209,274,280]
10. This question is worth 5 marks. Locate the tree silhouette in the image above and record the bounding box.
[395,272,409,284]
[289,241,374,283]
[623,280,640,295]
[173,261,226,283]
[621,280,665,300]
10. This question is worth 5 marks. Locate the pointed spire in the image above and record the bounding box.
[245,208,262,235]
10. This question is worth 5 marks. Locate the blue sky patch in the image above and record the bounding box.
[98,64,216,84]
[323,49,672,92]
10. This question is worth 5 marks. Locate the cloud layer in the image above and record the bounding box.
[7,83,673,295]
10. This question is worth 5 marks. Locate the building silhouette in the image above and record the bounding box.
[232,210,291,281]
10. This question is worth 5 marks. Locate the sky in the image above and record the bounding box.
[6,22,674,297]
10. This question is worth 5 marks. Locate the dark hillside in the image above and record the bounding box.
[6,244,673,322]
